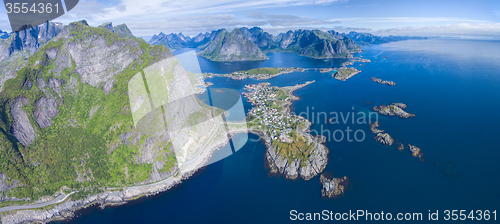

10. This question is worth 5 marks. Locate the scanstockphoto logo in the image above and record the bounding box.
[3,0,79,32]
[128,51,248,173]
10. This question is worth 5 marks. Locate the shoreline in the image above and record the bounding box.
[1,126,250,224]
[1,80,322,224]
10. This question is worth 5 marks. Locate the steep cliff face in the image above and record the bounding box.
[0,22,64,90]
[275,29,361,58]
[10,97,37,147]
[53,22,143,93]
[198,28,268,61]
[0,21,180,201]
[98,22,114,33]
[0,20,240,204]
[239,27,277,50]
[6,22,64,57]
[113,24,134,38]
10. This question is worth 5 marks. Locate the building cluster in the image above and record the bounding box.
[243,83,302,142]
[203,67,302,80]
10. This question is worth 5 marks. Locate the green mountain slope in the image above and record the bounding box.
[0,21,177,202]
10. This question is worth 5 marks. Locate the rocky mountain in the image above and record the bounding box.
[192,32,211,43]
[149,27,362,60]
[148,32,192,50]
[275,29,362,58]
[98,22,114,32]
[198,28,268,61]
[0,21,64,60]
[0,21,65,91]
[113,24,135,38]
[0,20,248,213]
[97,22,135,40]
[344,31,427,45]
[0,20,176,202]
[239,27,278,50]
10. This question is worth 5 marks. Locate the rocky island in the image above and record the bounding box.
[374,133,394,145]
[408,144,423,158]
[371,77,396,86]
[369,122,394,145]
[204,67,305,80]
[320,174,348,198]
[243,81,328,180]
[397,142,404,151]
[352,57,371,63]
[333,67,361,81]
[373,103,415,118]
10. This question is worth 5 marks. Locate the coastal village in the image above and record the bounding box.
[243,82,306,143]
[204,67,305,80]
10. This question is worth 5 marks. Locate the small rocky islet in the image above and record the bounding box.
[371,77,396,86]
[320,174,348,198]
[369,122,394,145]
[373,103,415,118]
[408,144,424,158]
[369,122,424,161]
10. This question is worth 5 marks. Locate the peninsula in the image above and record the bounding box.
[243,81,328,180]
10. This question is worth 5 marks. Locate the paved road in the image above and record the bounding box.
[0,192,74,213]
[0,114,245,213]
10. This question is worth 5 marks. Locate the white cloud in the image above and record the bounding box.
[244,11,340,27]
[125,11,343,36]
[333,17,491,24]
[372,23,500,37]
[127,14,246,36]
[76,0,346,24]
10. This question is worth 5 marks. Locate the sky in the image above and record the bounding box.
[0,0,499,38]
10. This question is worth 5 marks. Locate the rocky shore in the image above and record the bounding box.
[373,103,415,118]
[319,174,348,198]
[371,77,396,86]
[0,125,252,223]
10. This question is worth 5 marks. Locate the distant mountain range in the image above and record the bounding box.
[148,27,368,61]
[148,27,426,61]
[343,31,427,45]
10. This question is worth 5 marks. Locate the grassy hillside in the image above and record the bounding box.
[0,22,177,203]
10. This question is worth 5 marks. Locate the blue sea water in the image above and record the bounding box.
[62,39,500,223]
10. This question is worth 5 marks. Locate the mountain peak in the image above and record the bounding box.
[98,22,114,33]
[113,24,134,38]
[199,28,268,61]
